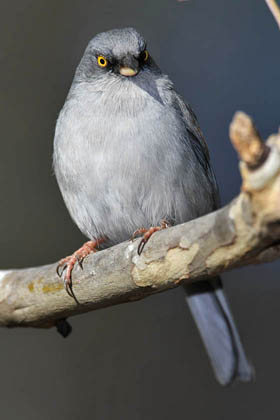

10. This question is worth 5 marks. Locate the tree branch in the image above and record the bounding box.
[1,112,280,330]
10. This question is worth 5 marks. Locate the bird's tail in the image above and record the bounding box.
[183,276,254,385]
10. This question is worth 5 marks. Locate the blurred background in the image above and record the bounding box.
[0,0,279,418]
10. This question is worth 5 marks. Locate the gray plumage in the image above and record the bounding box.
[53,27,253,385]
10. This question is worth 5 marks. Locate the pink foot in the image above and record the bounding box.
[57,239,104,302]
[131,220,170,255]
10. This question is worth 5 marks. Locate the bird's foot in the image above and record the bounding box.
[56,239,104,302]
[131,220,170,255]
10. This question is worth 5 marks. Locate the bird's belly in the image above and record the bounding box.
[55,99,213,244]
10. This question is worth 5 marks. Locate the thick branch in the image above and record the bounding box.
[1,113,280,329]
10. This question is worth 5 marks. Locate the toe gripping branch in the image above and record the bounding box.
[132,220,170,255]
[56,238,104,303]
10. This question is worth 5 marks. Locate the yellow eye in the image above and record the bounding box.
[97,56,108,67]
[143,50,149,61]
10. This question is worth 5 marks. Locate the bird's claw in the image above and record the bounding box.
[76,255,84,269]
[133,220,171,256]
[56,264,62,277]
[56,263,67,277]
[56,239,105,303]
[138,238,147,255]
[63,276,79,304]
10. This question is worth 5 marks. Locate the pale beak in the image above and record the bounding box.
[119,67,138,77]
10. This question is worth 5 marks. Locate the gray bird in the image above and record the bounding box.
[53,27,253,385]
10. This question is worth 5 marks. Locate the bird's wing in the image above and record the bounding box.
[174,92,220,210]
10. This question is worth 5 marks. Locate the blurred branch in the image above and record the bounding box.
[229,112,270,168]
[265,0,280,29]
[0,112,280,330]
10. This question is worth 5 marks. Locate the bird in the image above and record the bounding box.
[53,27,253,385]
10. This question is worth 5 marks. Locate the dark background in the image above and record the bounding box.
[0,0,279,418]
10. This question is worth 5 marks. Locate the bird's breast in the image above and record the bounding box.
[53,81,211,243]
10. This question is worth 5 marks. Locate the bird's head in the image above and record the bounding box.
[74,27,159,83]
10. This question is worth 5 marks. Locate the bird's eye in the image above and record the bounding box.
[97,56,108,68]
[143,50,149,61]
[139,50,149,63]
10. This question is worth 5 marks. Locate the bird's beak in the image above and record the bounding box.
[119,67,138,77]
[119,54,139,77]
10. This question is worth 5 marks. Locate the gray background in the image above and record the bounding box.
[0,0,279,419]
